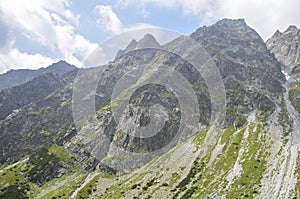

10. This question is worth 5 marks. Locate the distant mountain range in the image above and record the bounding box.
[0,60,76,92]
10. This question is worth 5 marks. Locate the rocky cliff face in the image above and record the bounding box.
[0,71,75,164]
[1,19,300,199]
[267,25,300,74]
[191,19,285,127]
[267,25,300,128]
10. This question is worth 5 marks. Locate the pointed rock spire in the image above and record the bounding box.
[115,34,161,59]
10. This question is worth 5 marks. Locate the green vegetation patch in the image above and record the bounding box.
[0,184,30,199]
[0,162,33,192]
[76,174,100,199]
[97,103,118,113]
[279,100,293,138]
[193,128,208,148]
[289,81,300,114]
[101,172,148,198]
[217,128,245,174]
[48,145,72,162]
[226,123,267,198]
[169,120,269,198]
[295,152,300,199]
[38,170,87,199]
[0,159,34,199]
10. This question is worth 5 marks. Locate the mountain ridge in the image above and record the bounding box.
[0,60,77,92]
[0,19,300,199]
[115,33,161,59]
[267,25,300,74]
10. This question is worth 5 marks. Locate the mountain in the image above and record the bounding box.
[190,19,284,125]
[0,19,300,199]
[115,33,161,59]
[267,25,300,74]
[267,25,300,136]
[0,60,76,92]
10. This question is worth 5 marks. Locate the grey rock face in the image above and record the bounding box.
[0,72,76,164]
[0,73,66,120]
[191,18,285,127]
[267,25,300,74]
[78,48,210,172]
[73,19,286,173]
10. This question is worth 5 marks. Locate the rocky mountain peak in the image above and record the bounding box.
[125,39,138,51]
[267,25,300,73]
[189,18,285,129]
[272,30,282,38]
[215,18,247,27]
[285,25,299,33]
[115,33,160,59]
[190,18,265,57]
[136,33,160,49]
[46,60,76,72]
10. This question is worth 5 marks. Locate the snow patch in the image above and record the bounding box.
[281,70,290,80]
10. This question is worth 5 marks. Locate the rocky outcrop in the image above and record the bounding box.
[267,25,300,74]
[191,18,285,126]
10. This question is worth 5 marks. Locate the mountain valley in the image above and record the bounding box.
[0,19,300,199]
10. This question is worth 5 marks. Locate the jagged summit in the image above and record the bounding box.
[125,39,138,51]
[272,30,282,38]
[136,33,160,49]
[215,18,247,26]
[115,33,160,59]
[267,25,300,74]
[190,18,265,57]
[285,25,299,33]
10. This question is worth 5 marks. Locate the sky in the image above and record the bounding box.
[0,0,299,74]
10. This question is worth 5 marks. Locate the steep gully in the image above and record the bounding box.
[259,71,300,199]
[278,73,300,198]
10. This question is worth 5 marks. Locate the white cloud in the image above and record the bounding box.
[0,48,55,74]
[0,0,98,72]
[139,7,150,18]
[116,0,300,40]
[95,5,123,34]
[215,0,300,39]
[116,0,215,16]
[94,4,160,35]
[0,4,55,73]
